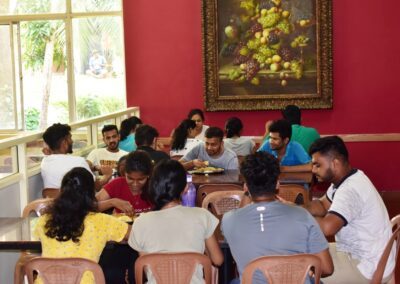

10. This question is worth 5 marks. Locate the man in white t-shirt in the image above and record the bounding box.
[305,136,395,283]
[41,123,94,190]
[87,124,128,173]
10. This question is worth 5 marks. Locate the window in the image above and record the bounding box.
[0,0,126,131]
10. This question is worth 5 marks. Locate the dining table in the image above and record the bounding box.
[192,169,313,187]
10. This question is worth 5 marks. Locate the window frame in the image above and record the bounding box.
[0,0,125,131]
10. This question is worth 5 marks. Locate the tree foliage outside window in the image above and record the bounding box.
[1,0,126,130]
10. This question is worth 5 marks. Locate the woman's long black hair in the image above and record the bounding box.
[44,167,97,243]
[120,116,142,141]
[171,119,196,151]
[225,117,243,138]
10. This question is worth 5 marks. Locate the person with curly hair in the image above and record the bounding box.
[34,167,130,283]
[170,119,202,157]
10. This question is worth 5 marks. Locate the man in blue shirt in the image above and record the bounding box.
[258,119,311,172]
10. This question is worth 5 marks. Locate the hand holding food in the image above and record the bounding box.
[192,159,208,168]
[112,198,134,216]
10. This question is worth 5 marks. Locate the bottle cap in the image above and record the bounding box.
[186,174,192,183]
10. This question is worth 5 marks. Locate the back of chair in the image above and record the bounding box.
[278,184,309,205]
[391,214,400,230]
[202,190,244,216]
[242,254,321,284]
[22,198,53,217]
[135,252,212,284]
[24,257,105,284]
[42,188,60,198]
[196,183,243,207]
[371,225,400,284]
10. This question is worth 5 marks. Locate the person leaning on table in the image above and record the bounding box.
[34,167,130,284]
[281,136,395,283]
[179,126,239,171]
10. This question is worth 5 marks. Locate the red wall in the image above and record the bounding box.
[123,0,400,191]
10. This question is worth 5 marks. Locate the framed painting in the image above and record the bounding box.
[202,0,332,111]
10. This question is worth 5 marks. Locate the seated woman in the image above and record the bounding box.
[34,167,130,283]
[128,160,224,283]
[96,150,153,215]
[187,109,209,140]
[224,117,255,156]
[170,119,203,157]
[119,116,142,152]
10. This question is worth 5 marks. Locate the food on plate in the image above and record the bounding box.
[193,166,224,173]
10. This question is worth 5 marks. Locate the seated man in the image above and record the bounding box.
[87,124,128,183]
[222,152,333,284]
[180,127,239,170]
[262,105,320,152]
[258,119,311,172]
[135,124,169,165]
[41,123,94,190]
[305,136,395,283]
[86,50,108,78]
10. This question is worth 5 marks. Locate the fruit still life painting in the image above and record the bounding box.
[202,0,332,110]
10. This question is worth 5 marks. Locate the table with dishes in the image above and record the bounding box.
[192,169,313,187]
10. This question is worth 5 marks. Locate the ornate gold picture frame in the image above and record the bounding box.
[202,0,332,111]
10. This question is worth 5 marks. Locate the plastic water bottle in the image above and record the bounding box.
[182,174,196,207]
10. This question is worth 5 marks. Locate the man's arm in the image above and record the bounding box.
[261,120,273,143]
[305,195,331,217]
[179,159,207,171]
[314,248,334,277]
[315,214,345,237]
[94,165,113,191]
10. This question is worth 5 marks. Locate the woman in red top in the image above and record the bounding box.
[96,150,153,215]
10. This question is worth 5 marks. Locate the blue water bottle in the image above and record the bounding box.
[182,174,196,207]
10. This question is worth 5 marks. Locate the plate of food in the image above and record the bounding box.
[189,166,225,175]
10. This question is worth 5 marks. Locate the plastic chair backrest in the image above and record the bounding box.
[242,254,321,284]
[196,183,243,207]
[391,214,400,230]
[278,184,309,205]
[24,257,105,284]
[22,198,53,217]
[202,190,244,216]
[370,219,400,284]
[42,188,60,198]
[135,252,212,284]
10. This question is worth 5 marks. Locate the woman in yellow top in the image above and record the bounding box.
[34,167,131,284]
